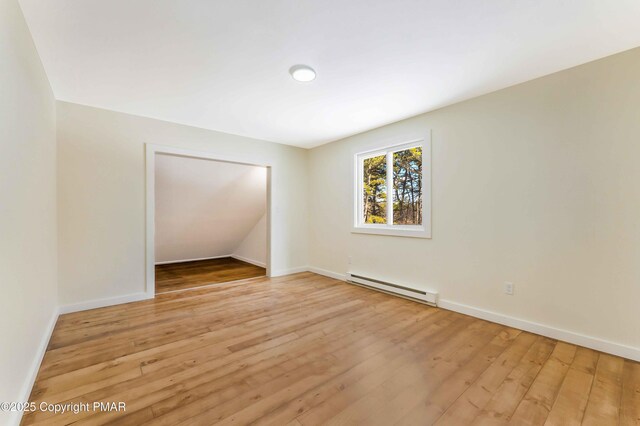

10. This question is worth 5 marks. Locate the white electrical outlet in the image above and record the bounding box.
[348,256,352,265]
[504,282,514,295]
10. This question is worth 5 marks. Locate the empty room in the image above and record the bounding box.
[1,0,639,425]
[153,153,269,294]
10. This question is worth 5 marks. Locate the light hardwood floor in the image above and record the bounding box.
[24,273,640,425]
[155,257,266,294]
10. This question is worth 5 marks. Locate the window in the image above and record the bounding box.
[353,135,431,238]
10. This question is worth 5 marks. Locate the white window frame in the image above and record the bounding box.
[352,133,431,239]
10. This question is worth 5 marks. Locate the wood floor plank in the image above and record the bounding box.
[27,301,382,424]
[214,310,459,426]
[620,359,640,426]
[28,290,412,424]
[294,313,472,425]
[124,302,418,423]
[155,257,265,293]
[21,273,640,425]
[471,336,556,425]
[319,321,506,425]
[507,342,577,425]
[580,353,624,426]
[249,311,460,425]
[433,332,538,425]
[145,303,445,425]
[394,327,522,425]
[40,275,346,379]
[544,347,599,425]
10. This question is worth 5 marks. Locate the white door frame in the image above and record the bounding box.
[145,143,273,298]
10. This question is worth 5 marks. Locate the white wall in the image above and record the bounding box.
[309,48,640,356]
[0,0,57,424]
[57,102,308,306]
[233,213,268,267]
[155,154,266,263]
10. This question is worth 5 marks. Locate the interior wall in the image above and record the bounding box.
[155,154,266,264]
[233,213,268,267]
[0,0,57,424]
[308,47,640,354]
[57,102,308,306]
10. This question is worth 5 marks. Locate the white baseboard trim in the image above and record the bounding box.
[439,299,640,362]
[231,254,266,268]
[305,266,640,362]
[59,292,152,315]
[155,254,232,265]
[270,266,309,277]
[308,266,347,281]
[12,307,59,426]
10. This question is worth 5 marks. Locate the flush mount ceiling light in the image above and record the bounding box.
[289,65,316,82]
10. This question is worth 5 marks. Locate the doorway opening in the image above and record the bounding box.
[145,145,271,296]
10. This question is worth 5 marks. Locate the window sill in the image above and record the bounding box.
[351,225,431,239]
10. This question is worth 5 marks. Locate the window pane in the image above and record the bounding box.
[393,147,422,225]
[362,154,387,224]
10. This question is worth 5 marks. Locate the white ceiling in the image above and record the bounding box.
[155,154,266,263]
[19,0,640,148]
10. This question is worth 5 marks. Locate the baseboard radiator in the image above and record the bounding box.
[346,273,438,307]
